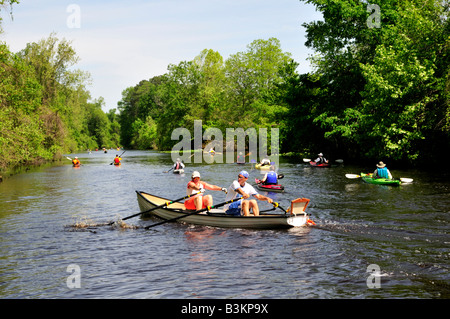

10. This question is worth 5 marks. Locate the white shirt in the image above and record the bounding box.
[224,180,258,210]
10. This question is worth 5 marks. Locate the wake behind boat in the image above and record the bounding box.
[136,191,312,229]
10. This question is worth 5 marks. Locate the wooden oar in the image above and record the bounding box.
[144,197,244,229]
[345,174,413,183]
[163,167,174,173]
[107,193,200,226]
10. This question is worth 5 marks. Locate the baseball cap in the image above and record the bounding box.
[239,170,249,178]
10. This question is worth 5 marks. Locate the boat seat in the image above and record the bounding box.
[290,198,310,215]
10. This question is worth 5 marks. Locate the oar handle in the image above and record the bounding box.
[272,202,288,214]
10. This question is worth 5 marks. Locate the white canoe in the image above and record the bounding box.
[136,191,312,229]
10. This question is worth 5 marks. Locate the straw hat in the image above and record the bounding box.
[376,161,386,168]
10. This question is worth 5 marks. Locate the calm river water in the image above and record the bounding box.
[0,150,449,299]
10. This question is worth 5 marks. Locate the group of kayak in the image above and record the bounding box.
[69,151,125,167]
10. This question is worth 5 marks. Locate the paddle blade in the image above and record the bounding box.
[400,178,413,183]
[303,158,311,162]
[345,174,361,179]
[335,159,344,163]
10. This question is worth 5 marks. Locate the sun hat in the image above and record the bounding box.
[376,161,386,168]
[239,170,249,178]
[318,153,323,156]
[191,171,201,179]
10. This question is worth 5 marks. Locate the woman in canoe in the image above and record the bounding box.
[172,158,185,171]
[373,161,393,179]
[184,171,227,210]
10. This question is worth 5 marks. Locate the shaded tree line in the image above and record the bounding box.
[2,0,449,172]
[0,32,120,171]
[119,0,449,167]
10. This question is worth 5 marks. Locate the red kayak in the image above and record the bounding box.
[309,161,331,167]
[255,179,285,192]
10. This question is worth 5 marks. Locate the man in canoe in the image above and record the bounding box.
[373,161,393,179]
[259,158,271,166]
[260,167,278,185]
[72,157,81,167]
[184,171,227,210]
[314,153,328,164]
[225,170,273,216]
[113,154,121,165]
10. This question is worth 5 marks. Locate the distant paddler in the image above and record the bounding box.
[110,150,126,165]
[72,157,81,167]
[113,154,122,166]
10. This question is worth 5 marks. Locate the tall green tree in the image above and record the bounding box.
[299,0,449,164]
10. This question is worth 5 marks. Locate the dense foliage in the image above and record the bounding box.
[1,0,449,172]
[0,33,120,170]
[118,39,292,151]
[292,0,450,165]
[118,0,449,166]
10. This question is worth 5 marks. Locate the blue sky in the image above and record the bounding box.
[1,0,323,112]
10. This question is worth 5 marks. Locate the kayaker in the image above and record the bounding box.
[314,153,328,164]
[173,158,185,171]
[261,167,278,185]
[184,171,227,211]
[259,158,271,166]
[72,157,81,167]
[113,154,121,165]
[237,152,245,164]
[224,170,273,216]
[373,161,393,179]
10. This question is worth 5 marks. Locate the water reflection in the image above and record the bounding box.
[0,150,449,298]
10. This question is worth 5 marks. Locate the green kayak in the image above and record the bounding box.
[361,173,401,186]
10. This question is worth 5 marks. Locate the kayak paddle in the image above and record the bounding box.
[345,174,413,183]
